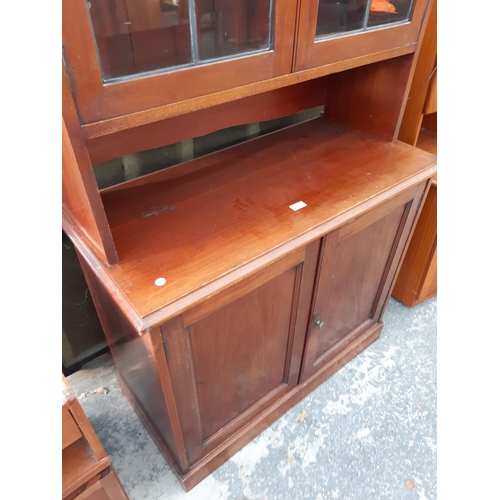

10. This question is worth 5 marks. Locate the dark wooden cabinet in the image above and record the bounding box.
[73,118,435,490]
[62,0,437,492]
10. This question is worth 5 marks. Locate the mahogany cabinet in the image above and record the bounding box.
[73,118,436,490]
[62,0,437,492]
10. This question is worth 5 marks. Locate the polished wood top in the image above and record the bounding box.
[75,118,436,331]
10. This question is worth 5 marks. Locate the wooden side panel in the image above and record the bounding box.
[62,65,118,264]
[418,246,437,302]
[77,255,184,470]
[392,180,437,306]
[398,0,437,146]
[416,126,437,154]
[163,254,314,466]
[63,403,83,449]
[423,66,437,115]
[417,111,437,134]
[324,54,415,141]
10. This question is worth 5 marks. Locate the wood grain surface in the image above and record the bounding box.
[77,118,436,330]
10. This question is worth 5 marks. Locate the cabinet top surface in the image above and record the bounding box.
[90,118,436,329]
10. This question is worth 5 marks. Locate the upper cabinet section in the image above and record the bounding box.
[63,0,297,123]
[63,0,429,124]
[295,0,428,71]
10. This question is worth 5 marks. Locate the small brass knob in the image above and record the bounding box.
[314,314,325,329]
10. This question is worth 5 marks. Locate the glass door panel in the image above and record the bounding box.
[197,0,272,61]
[316,0,368,37]
[294,0,427,72]
[315,0,414,40]
[87,0,273,82]
[367,0,413,27]
[63,0,300,122]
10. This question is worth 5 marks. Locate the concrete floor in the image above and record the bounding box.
[67,296,437,500]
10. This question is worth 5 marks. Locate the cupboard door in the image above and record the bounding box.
[161,244,319,467]
[63,0,298,123]
[300,185,426,381]
[294,0,429,71]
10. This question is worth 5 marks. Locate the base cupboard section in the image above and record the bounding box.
[80,180,430,489]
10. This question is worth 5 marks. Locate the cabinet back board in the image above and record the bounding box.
[86,50,417,168]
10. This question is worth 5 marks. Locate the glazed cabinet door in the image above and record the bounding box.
[161,243,319,467]
[294,0,429,71]
[300,183,427,381]
[63,0,298,123]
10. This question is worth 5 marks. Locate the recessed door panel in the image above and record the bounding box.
[314,205,405,359]
[188,266,296,441]
[161,245,320,466]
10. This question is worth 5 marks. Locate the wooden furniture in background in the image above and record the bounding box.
[392,0,437,307]
[63,0,437,491]
[397,0,437,147]
[62,375,129,500]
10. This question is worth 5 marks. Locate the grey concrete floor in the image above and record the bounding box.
[67,297,437,500]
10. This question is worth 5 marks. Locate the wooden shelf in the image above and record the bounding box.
[62,374,129,500]
[73,118,437,331]
[62,438,109,499]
